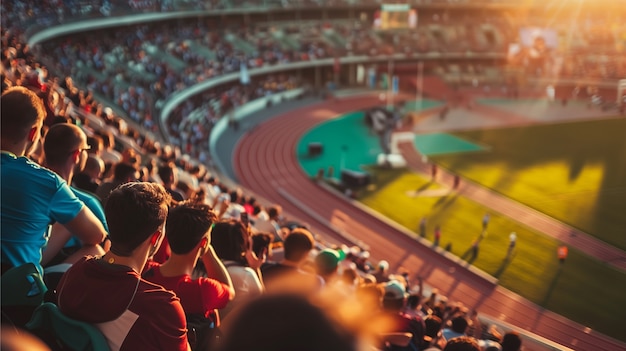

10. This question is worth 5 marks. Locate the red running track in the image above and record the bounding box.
[233,93,624,351]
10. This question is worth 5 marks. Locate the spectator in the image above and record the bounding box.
[1,86,106,275]
[252,204,283,242]
[96,162,139,207]
[40,123,109,269]
[381,279,425,351]
[143,201,235,351]
[158,162,185,202]
[209,219,264,320]
[443,336,481,351]
[72,153,106,195]
[97,129,122,165]
[314,248,341,283]
[216,293,356,351]
[251,232,273,261]
[442,315,470,342]
[373,259,390,283]
[57,182,190,350]
[422,315,445,350]
[500,332,522,351]
[261,228,323,294]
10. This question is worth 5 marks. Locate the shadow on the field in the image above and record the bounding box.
[541,265,563,306]
[494,251,515,279]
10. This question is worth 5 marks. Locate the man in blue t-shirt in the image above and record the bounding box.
[41,122,110,268]
[1,87,107,274]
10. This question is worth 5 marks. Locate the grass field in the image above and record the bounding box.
[297,113,626,341]
[431,117,626,251]
[358,168,626,342]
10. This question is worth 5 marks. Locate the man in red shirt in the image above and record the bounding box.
[57,182,190,351]
[143,201,235,350]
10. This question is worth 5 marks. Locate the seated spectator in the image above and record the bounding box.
[252,204,283,242]
[443,336,481,351]
[422,315,445,350]
[1,87,106,276]
[261,228,323,294]
[216,293,357,351]
[500,332,522,351]
[442,315,470,342]
[251,232,273,260]
[381,279,425,351]
[158,162,185,202]
[143,201,235,351]
[57,182,191,351]
[40,123,109,272]
[97,129,122,165]
[96,162,139,207]
[373,259,391,283]
[72,153,105,196]
[208,219,264,320]
[314,248,341,284]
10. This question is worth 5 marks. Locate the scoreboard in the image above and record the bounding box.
[374,4,417,30]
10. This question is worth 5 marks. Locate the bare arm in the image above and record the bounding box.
[42,207,108,266]
[63,206,107,245]
[201,246,235,300]
[41,223,72,266]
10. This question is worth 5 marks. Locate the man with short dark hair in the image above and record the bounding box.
[41,123,109,268]
[1,87,106,275]
[500,332,522,351]
[143,201,235,349]
[442,315,470,341]
[57,182,191,351]
[96,161,139,207]
[443,336,481,351]
[261,228,323,293]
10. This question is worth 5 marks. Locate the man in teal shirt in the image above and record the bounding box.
[1,87,106,274]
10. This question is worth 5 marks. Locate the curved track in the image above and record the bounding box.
[233,94,624,351]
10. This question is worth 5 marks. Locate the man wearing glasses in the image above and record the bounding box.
[41,122,110,279]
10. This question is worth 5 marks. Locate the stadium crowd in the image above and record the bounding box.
[2,1,624,350]
[1,20,530,351]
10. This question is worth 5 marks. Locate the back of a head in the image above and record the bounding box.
[158,162,176,185]
[83,154,104,177]
[443,336,480,351]
[105,182,170,257]
[166,201,217,255]
[217,293,356,351]
[251,232,273,257]
[382,280,407,311]
[113,162,138,182]
[424,315,442,338]
[407,294,421,309]
[500,332,522,351]
[378,259,389,272]
[1,86,45,143]
[43,123,85,167]
[314,248,341,277]
[211,219,248,262]
[267,205,282,219]
[283,228,314,262]
[451,315,469,334]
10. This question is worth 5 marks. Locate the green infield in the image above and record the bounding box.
[431,117,626,251]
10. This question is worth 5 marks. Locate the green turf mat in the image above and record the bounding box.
[297,111,382,179]
[414,133,486,156]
